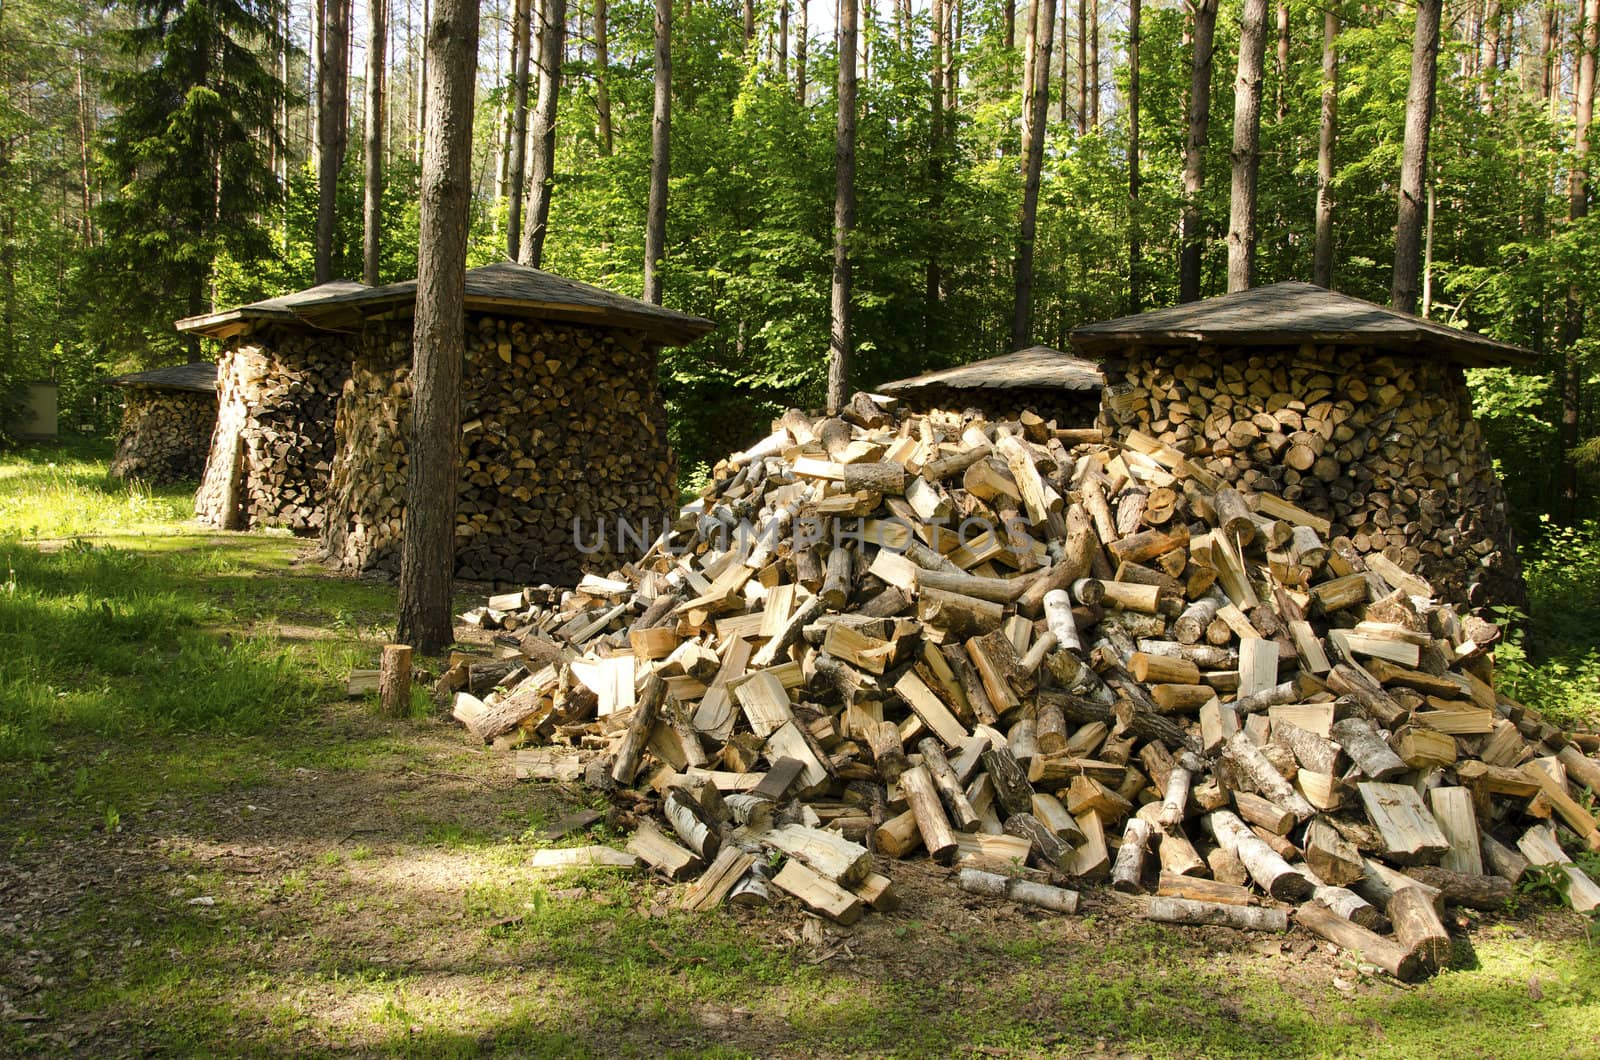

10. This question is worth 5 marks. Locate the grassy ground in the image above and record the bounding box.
[1,439,1598,1058]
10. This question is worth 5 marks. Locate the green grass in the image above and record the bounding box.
[0,439,398,764]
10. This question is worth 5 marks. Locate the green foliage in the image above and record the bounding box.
[1518,863,1572,905]
[87,0,287,364]
[1495,520,1600,729]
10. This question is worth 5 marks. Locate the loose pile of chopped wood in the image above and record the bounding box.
[449,395,1600,982]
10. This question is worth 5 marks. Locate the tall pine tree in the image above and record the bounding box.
[92,0,284,361]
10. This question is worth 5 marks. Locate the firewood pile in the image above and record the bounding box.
[320,316,677,584]
[1095,344,1522,608]
[110,389,216,485]
[448,395,1600,982]
[195,331,355,533]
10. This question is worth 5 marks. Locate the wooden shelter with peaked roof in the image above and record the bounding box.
[109,362,219,485]
[1071,281,1529,606]
[876,345,1104,425]
[180,263,713,583]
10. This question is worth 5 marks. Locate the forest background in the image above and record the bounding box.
[2,0,1597,533]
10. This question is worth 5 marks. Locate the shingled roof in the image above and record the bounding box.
[878,346,1104,395]
[175,263,714,346]
[111,361,218,393]
[1068,281,1535,368]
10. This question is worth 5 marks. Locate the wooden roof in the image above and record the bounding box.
[878,346,1105,395]
[1068,281,1535,367]
[111,361,218,393]
[175,264,715,345]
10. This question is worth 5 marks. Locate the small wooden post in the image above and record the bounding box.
[379,643,413,716]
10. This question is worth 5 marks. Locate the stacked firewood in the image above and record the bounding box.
[1096,345,1523,608]
[450,395,1600,980]
[110,390,216,485]
[195,331,354,533]
[320,315,676,584]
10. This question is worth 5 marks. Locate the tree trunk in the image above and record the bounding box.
[1128,0,1141,313]
[797,0,808,101]
[1076,0,1087,134]
[1226,0,1267,293]
[593,0,613,154]
[1312,7,1338,288]
[1012,0,1056,350]
[643,0,671,303]
[1088,0,1099,127]
[519,0,566,266]
[506,0,533,251]
[1179,0,1217,303]
[1562,0,1599,522]
[1057,0,1070,123]
[364,0,388,285]
[1480,0,1500,106]
[398,0,479,656]
[316,0,352,284]
[1542,2,1559,106]
[828,0,858,413]
[927,0,946,350]
[743,0,755,44]
[1005,0,1015,49]
[779,0,789,80]
[1274,0,1288,123]
[1392,0,1442,314]
[417,0,429,165]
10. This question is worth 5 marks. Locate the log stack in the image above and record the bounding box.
[1094,345,1521,609]
[194,329,355,532]
[446,396,1600,978]
[320,314,676,584]
[110,388,216,485]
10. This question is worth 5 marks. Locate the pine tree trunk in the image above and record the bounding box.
[1128,0,1141,313]
[1561,0,1599,523]
[316,0,352,284]
[594,0,613,154]
[1226,0,1267,293]
[363,0,388,285]
[926,0,946,349]
[1178,0,1216,302]
[779,0,789,80]
[519,0,566,266]
[1057,0,1070,123]
[1542,2,1559,105]
[1012,0,1056,350]
[643,0,671,303]
[1480,0,1500,106]
[1076,0,1087,134]
[1088,0,1099,127]
[1274,0,1288,123]
[1312,7,1338,288]
[797,0,808,101]
[398,0,478,656]
[1392,0,1442,314]
[506,0,533,251]
[828,0,858,413]
[417,0,429,164]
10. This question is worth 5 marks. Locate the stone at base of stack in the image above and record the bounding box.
[110,390,216,485]
[319,313,676,585]
[1095,344,1522,608]
[194,329,354,533]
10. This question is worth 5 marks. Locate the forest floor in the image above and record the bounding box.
[1,441,1598,1058]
